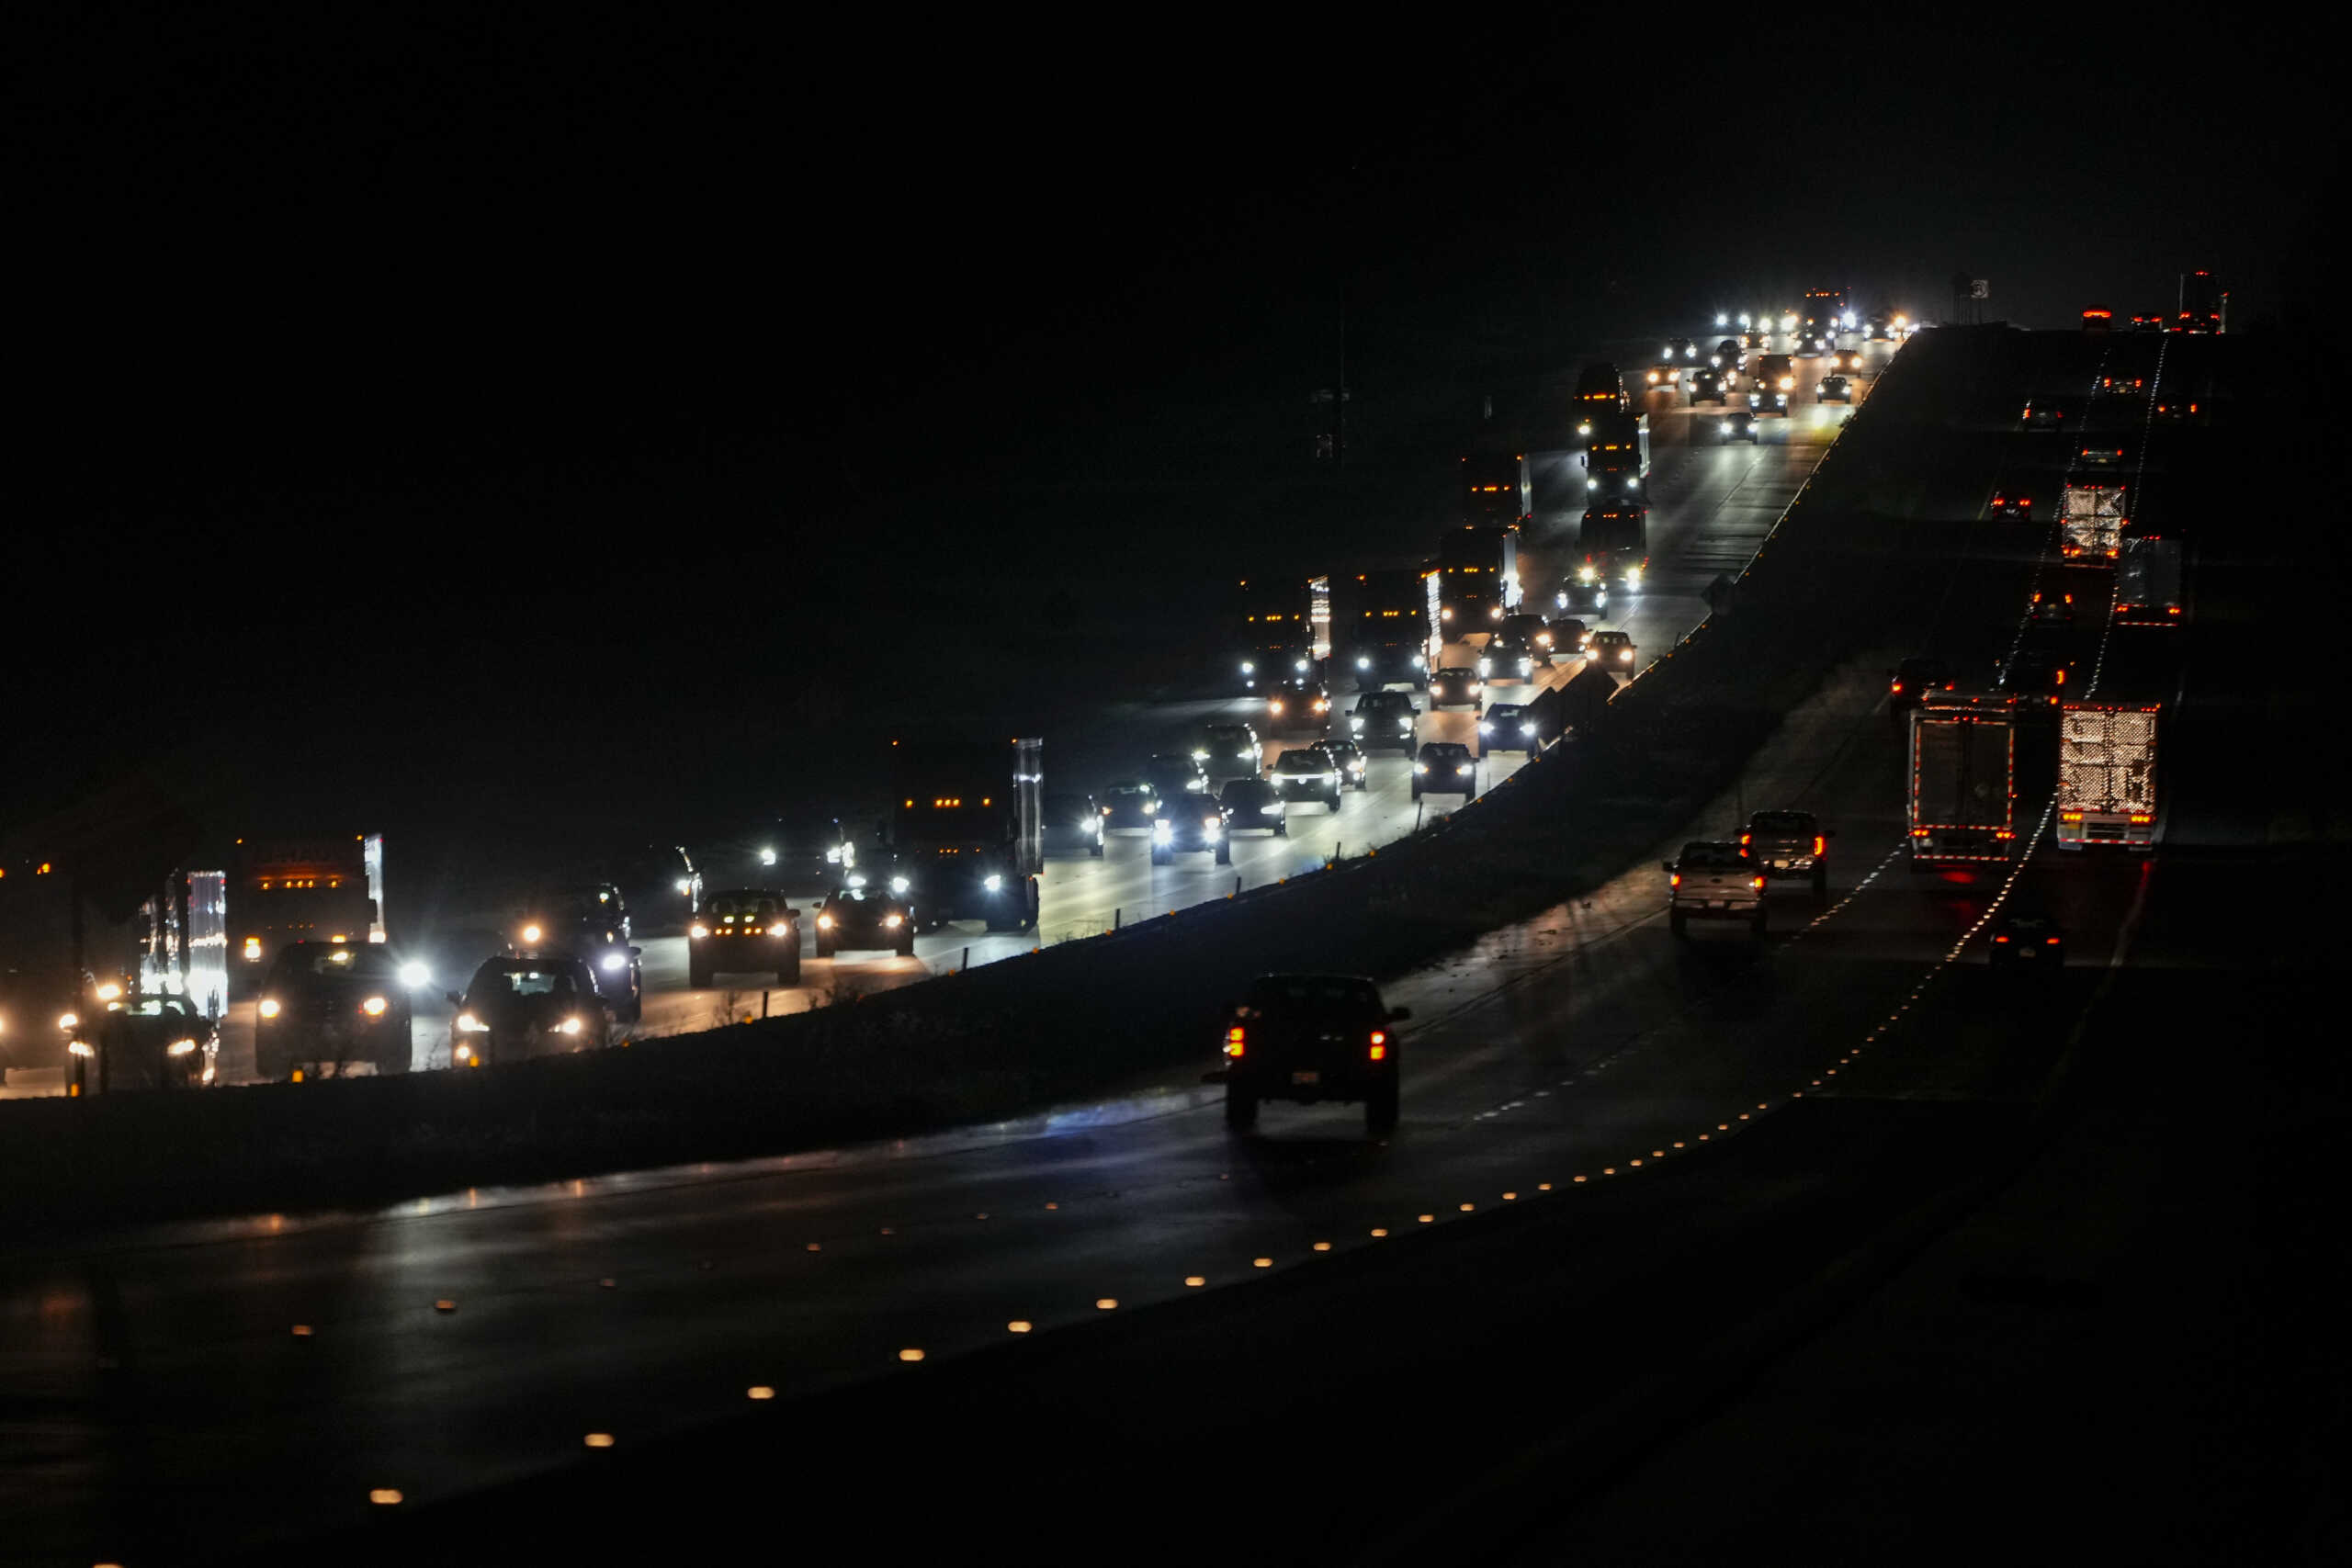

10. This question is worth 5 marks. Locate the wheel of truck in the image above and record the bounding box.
[1151,848,1170,866]
[1274,818,1288,837]
[689,957,713,987]
[1812,866,1829,899]
[1328,790,1342,810]
[895,934,915,958]
[1224,1085,1259,1131]
[1751,909,1769,941]
[1669,908,1688,940]
[1410,784,1422,801]
[813,936,833,961]
[1023,881,1040,930]
[1365,1078,1399,1137]
[1090,840,1103,859]
[1214,843,1231,866]
[778,954,801,987]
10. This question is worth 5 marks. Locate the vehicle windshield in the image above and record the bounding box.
[1106,783,1153,799]
[1679,843,1747,867]
[472,963,581,998]
[1487,706,1524,721]
[1749,813,1814,834]
[1244,975,1384,1019]
[702,891,781,919]
[1275,750,1328,772]
[272,946,401,982]
[116,996,201,1018]
[1206,727,1252,747]
[1435,668,1474,681]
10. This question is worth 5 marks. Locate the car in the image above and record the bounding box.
[1742,809,1833,897]
[1269,744,1345,809]
[813,885,916,958]
[2020,399,2068,431]
[1589,629,1637,672]
[1712,338,1744,371]
[72,990,220,1092]
[2152,397,2201,424]
[1690,368,1727,405]
[2076,444,2129,468]
[255,942,415,1079]
[1663,841,1768,941]
[1720,411,1758,444]
[1348,690,1419,753]
[1815,374,1852,403]
[1989,911,2065,970]
[2028,590,2075,624]
[1042,792,1106,858]
[1795,333,1824,356]
[1643,363,1679,390]
[1412,741,1477,800]
[1321,736,1370,791]
[1747,386,1790,416]
[1477,628,1536,682]
[1833,348,1865,372]
[1220,776,1290,837]
[512,889,643,1021]
[1997,649,2069,705]
[765,806,858,892]
[1478,702,1543,755]
[2098,375,2145,398]
[1988,492,2033,521]
[1557,574,1608,613]
[1264,678,1332,732]
[1428,667,1484,712]
[1217,973,1410,1135]
[1866,321,1893,342]
[1201,722,1263,784]
[1889,657,1954,720]
[448,954,613,1067]
[1497,613,1554,665]
[1548,616,1589,655]
[689,888,803,985]
[1144,752,1213,801]
[1665,336,1698,361]
[1153,795,1231,865]
[1101,779,1162,832]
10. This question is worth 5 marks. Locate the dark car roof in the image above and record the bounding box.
[1747,810,1816,831]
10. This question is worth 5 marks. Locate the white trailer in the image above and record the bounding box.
[2061,483,2127,562]
[2056,703,2159,849]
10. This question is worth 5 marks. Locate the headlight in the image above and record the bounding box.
[767,922,788,937]
[558,1016,582,1036]
[1625,567,1643,587]
[1397,718,1412,731]
[399,960,431,988]
[889,875,910,895]
[690,923,709,939]
[1235,750,1253,759]
[1521,723,1536,735]
[1457,763,1473,775]
[1620,650,1634,663]
[258,998,281,1020]
[1414,762,1429,773]
[1203,818,1223,836]
[1477,660,1491,675]
[1268,699,1284,714]
[984,874,1004,892]
[69,1040,95,1057]
[455,1043,475,1063]
[1263,804,1283,816]
[1192,749,1210,760]
[1351,717,1365,731]
[1578,566,1598,582]
[168,1037,198,1057]
[1154,820,1174,839]
[1478,722,1492,733]
[96,982,122,1003]
[362,995,389,1017]
[457,1012,489,1032]
[883,913,904,929]
[600,951,628,972]
[817,914,835,930]
[243,937,264,962]
[760,847,777,865]
[1239,660,1254,674]
[520,924,542,946]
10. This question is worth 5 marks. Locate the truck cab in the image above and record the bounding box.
[888,739,1042,931]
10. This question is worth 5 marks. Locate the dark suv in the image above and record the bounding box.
[689,888,802,985]
[1742,809,1833,897]
[255,942,415,1079]
[1413,741,1477,801]
[1216,973,1410,1136]
[1153,795,1231,865]
[1348,691,1419,753]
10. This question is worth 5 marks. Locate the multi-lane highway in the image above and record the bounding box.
[145,335,1884,1088]
[6,322,2236,1565]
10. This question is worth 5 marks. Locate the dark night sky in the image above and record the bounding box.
[6,12,2338,858]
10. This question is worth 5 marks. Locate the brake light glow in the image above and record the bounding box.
[1225,1026,1245,1058]
[2046,937,2063,945]
[1750,876,1767,891]
[1813,836,1826,856]
[1369,1031,1387,1061]
[1994,935,2010,943]
[1668,873,1680,887]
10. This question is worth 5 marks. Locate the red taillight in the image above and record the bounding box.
[1739,832,1751,846]
[1813,836,1826,856]
[1891,681,1904,693]
[1751,876,1767,891]
[1225,1026,1245,1058]
[2045,937,2062,945]
[1369,1032,1387,1062]
[1668,873,1680,887]
[1994,935,2010,943]
[2054,669,2065,684]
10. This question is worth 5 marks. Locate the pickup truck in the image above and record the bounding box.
[1664,841,1768,941]
[1742,810,1833,897]
[1216,972,1410,1136]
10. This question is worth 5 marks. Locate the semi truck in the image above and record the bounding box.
[1339,568,1436,689]
[1907,692,2018,863]
[1460,451,1532,525]
[2177,270,2226,334]
[2055,703,2159,849]
[1575,506,1650,594]
[888,739,1043,931]
[1572,363,1627,439]
[1801,289,1851,335]
[1584,412,1651,503]
[1230,575,1331,691]
[233,834,386,976]
[2060,483,2126,562]
[1436,524,1521,630]
[2114,536,2184,625]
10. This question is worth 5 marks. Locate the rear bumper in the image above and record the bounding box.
[1671,899,1761,919]
[1230,1066,1386,1104]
